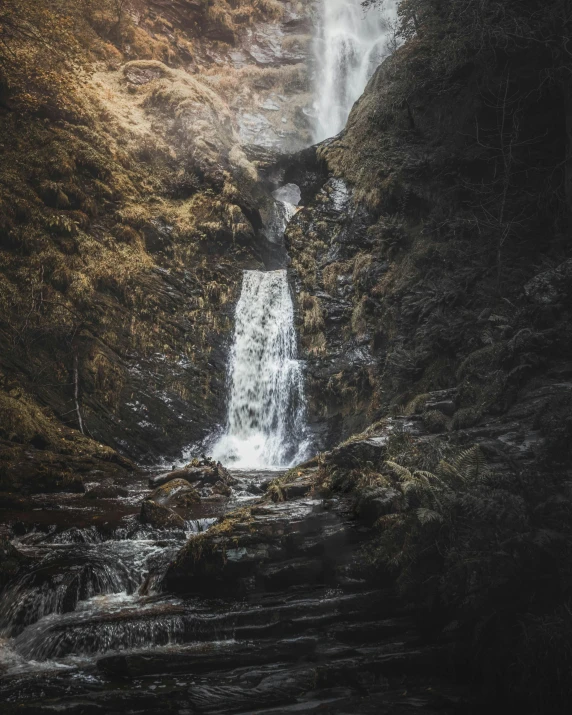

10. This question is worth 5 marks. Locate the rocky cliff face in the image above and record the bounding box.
[287,25,572,456]
[0,0,318,491]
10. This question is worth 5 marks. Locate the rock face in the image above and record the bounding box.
[284,30,572,454]
[0,0,322,486]
[285,174,380,449]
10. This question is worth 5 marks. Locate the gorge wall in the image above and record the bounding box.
[286,2,572,456]
[0,0,320,491]
[2,0,570,489]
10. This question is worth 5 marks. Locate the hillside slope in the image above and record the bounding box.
[288,0,571,453]
[0,0,315,491]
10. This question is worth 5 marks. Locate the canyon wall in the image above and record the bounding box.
[0,0,318,490]
[287,5,572,456]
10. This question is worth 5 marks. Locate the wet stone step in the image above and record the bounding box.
[328,618,417,645]
[97,636,319,677]
[185,666,318,713]
[13,587,398,660]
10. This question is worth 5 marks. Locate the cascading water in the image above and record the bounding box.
[211,269,308,469]
[312,0,397,141]
[0,517,215,673]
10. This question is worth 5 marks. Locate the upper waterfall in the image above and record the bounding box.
[312,0,397,142]
[211,269,308,470]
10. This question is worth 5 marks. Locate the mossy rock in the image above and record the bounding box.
[84,483,129,500]
[212,480,231,497]
[140,500,185,530]
[451,407,483,431]
[147,478,200,507]
[34,468,84,494]
[421,410,449,434]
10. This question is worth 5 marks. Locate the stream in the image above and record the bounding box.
[0,469,282,706]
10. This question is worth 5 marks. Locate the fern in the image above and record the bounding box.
[417,507,444,525]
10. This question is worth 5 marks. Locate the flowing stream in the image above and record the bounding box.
[0,503,216,677]
[313,0,397,141]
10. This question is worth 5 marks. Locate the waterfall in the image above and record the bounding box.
[212,269,308,470]
[312,0,397,142]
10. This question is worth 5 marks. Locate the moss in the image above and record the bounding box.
[451,406,483,431]
[0,391,61,448]
[421,409,449,434]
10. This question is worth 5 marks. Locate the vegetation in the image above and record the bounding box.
[285,2,572,711]
[0,0,294,478]
[290,0,572,434]
[319,427,572,712]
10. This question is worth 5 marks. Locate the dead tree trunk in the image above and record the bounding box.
[74,352,84,435]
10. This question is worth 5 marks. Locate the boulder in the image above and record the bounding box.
[147,478,200,508]
[325,436,387,468]
[161,498,354,596]
[356,487,401,525]
[149,467,203,489]
[140,500,185,530]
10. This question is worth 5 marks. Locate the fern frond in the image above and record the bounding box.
[437,459,465,484]
[414,470,443,486]
[454,446,490,482]
[416,507,444,525]
[385,461,413,482]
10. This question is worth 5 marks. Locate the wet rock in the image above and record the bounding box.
[0,530,28,591]
[149,467,208,489]
[201,493,229,502]
[150,462,235,489]
[268,475,315,502]
[147,478,200,508]
[162,496,357,596]
[212,480,232,497]
[84,483,129,500]
[356,487,401,525]
[425,399,456,417]
[140,500,185,530]
[97,636,318,678]
[325,436,387,469]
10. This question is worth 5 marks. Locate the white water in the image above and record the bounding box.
[313,0,397,141]
[212,269,308,470]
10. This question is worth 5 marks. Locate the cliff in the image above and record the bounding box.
[0,0,315,491]
[288,0,572,456]
[280,1,572,708]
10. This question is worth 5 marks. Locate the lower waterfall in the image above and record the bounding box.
[212,269,308,470]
